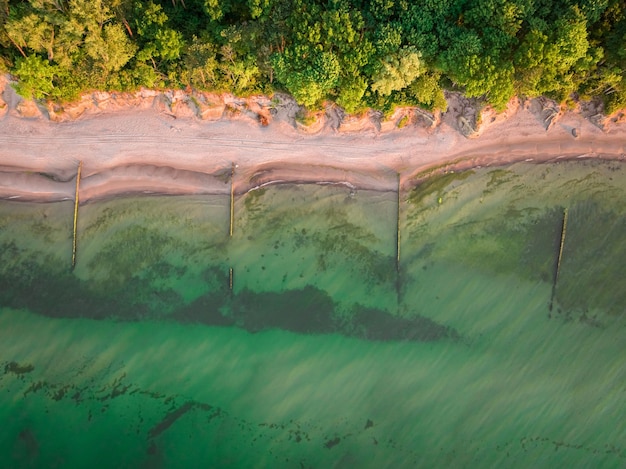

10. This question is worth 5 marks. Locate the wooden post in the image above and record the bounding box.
[228,163,235,295]
[555,208,568,283]
[396,172,401,273]
[71,161,83,269]
[396,172,402,314]
[229,162,235,237]
[550,207,568,311]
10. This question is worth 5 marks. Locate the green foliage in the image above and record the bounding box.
[439,28,514,109]
[336,76,368,113]
[1,0,624,114]
[373,23,402,57]
[182,36,220,89]
[4,12,56,59]
[515,7,590,99]
[272,47,340,108]
[578,0,610,23]
[86,23,136,73]
[13,54,55,99]
[371,47,422,96]
[219,48,260,95]
[117,62,160,90]
[203,0,231,21]
[134,1,183,63]
[408,72,447,111]
[464,0,526,37]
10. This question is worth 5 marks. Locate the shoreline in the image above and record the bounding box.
[1,155,623,204]
[1,76,625,202]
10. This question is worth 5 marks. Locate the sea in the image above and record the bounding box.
[0,159,625,468]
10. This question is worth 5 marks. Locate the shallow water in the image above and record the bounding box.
[1,160,625,467]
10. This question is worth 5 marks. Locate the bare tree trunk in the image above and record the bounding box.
[122,18,133,37]
[48,28,55,61]
[8,35,27,58]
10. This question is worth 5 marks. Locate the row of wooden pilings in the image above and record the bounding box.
[549,208,569,311]
[69,162,568,309]
[71,161,82,269]
[69,161,395,294]
[70,161,239,285]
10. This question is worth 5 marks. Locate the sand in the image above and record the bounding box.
[0,74,625,201]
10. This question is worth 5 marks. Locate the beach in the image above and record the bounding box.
[0,75,625,202]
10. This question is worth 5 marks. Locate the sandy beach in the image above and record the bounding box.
[0,75,625,202]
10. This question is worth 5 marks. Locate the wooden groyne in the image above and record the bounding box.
[229,162,235,237]
[549,207,569,311]
[556,208,569,283]
[71,161,83,268]
[396,172,401,272]
[396,173,402,313]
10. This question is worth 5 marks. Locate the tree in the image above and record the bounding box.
[439,27,514,110]
[464,0,526,37]
[336,75,368,113]
[219,44,260,94]
[272,47,341,108]
[408,72,447,111]
[0,0,622,114]
[514,7,590,99]
[582,0,626,112]
[398,1,444,60]
[371,46,422,96]
[4,11,56,60]
[182,36,220,89]
[13,54,55,99]
[372,22,402,59]
[204,0,232,21]
[85,23,136,74]
[153,28,184,61]
[134,1,183,63]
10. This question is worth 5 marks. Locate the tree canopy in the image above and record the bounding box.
[0,0,624,113]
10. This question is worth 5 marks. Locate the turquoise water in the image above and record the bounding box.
[1,160,625,467]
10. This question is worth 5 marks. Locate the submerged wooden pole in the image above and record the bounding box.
[549,207,569,311]
[396,172,401,273]
[556,208,568,282]
[229,267,233,291]
[396,172,402,314]
[71,161,83,268]
[229,162,235,237]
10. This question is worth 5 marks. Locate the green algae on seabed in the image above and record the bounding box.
[1,160,626,468]
[0,196,230,320]
[1,161,625,326]
[407,169,475,207]
[0,306,625,468]
[1,161,625,325]
[231,184,399,314]
[402,159,626,321]
[0,188,453,341]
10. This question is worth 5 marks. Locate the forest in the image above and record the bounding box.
[0,0,625,114]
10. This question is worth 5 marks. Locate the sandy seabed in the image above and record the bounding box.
[0,75,625,202]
